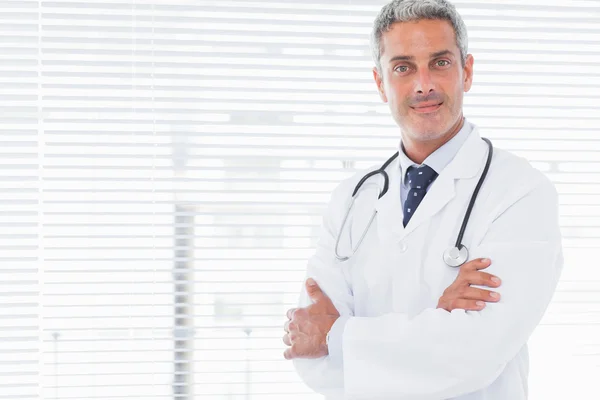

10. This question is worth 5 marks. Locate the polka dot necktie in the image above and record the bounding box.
[403,165,438,227]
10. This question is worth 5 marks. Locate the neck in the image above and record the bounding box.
[402,115,465,164]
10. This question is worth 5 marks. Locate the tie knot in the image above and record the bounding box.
[406,165,438,190]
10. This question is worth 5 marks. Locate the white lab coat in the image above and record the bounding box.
[292,126,564,400]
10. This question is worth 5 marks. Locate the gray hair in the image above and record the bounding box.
[370,0,468,71]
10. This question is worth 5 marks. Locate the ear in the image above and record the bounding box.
[463,54,474,93]
[372,66,388,103]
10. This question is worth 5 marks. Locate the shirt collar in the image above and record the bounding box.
[397,118,474,187]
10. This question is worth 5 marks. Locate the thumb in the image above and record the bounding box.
[305,278,324,302]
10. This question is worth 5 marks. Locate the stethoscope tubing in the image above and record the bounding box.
[334,138,493,265]
[453,137,493,250]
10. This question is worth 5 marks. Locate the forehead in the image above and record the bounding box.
[379,19,460,60]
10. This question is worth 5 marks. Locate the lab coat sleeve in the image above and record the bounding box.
[342,176,564,400]
[291,180,356,398]
[327,315,350,364]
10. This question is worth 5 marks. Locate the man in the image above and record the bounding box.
[283,1,563,399]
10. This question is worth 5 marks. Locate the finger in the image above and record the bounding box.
[282,334,292,347]
[463,271,502,287]
[286,308,297,320]
[461,287,501,302]
[447,298,486,311]
[306,278,326,303]
[283,320,290,333]
[460,258,492,272]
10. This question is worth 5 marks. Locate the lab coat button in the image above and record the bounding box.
[398,241,407,252]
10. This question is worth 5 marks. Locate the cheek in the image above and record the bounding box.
[385,82,409,107]
[438,83,462,107]
[449,86,465,106]
[389,95,410,116]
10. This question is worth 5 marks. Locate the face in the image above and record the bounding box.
[373,19,474,143]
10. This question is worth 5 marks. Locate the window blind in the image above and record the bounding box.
[0,1,39,399]
[0,0,598,399]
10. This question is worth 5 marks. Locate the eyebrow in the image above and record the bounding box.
[388,50,454,63]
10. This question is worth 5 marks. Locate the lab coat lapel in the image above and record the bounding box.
[401,127,488,237]
[373,156,404,240]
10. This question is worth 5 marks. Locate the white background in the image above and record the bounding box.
[0,0,599,399]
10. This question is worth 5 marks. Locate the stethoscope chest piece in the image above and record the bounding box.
[443,244,469,268]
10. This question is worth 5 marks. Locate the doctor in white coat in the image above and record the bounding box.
[282,0,564,399]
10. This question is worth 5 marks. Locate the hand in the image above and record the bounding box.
[283,278,340,360]
[437,258,502,312]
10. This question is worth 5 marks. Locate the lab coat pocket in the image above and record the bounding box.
[423,243,461,301]
[347,210,381,284]
[352,240,394,316]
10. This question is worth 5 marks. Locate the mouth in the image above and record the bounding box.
[411,102,443,114]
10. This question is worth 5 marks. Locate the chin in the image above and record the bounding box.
[405,121,451,142]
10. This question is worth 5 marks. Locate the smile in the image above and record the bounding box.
[411,102,443,114]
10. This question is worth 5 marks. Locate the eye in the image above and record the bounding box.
[436,60,450,67]
[394,65,409,73]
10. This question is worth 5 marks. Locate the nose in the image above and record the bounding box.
[414,68,435,95]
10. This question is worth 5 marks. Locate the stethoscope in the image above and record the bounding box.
[334,138,493,268]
